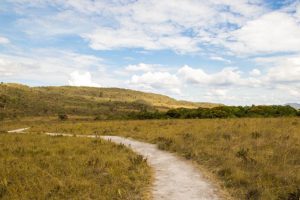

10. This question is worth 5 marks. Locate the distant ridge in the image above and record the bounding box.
[286,103,300,109]
[0,83,221,119]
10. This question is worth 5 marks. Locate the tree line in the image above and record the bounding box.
[128,105,300,120]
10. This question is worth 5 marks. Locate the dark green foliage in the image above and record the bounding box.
[133,105,298,119]
[58,113,68,120]
[246,188,261,200]
[286,188,300,200]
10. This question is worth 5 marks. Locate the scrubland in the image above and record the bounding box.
[1,117,299,199]
[23,117,300,200]
[0,132,151,200]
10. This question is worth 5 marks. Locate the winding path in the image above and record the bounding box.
[7,129,222,199]
[46,133,221,200]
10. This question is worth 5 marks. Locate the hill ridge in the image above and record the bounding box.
[0,82,221,119]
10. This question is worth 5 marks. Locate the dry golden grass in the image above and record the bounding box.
[0,132,151,200]
[20,117,300,200]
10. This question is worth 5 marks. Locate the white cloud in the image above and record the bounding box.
[178,65,244,86]
[226,11,300,54]
[256,54,300,83]
[0,49,105,85]
[83,28,200,53]
[2,0,300,105]
[249,69,261,76]
[68,71,101,87]
[207,89,228,97]
[9,0,266,54]
[0,37,10,44]
[209,56,231,63]
[129,71,181,94]
[277,85,300,98]
[125,63,157,73]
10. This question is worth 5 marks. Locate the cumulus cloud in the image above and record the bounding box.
[178,65,244,86]
[249,69,261,76]
[2,0,300,105]
[0,37,9,44]
[0,49,105,85]
[129,71,181,94]
[8,0,266,54]
[68,71,101,87]
[256,54,300,83]
[226,11,300,54]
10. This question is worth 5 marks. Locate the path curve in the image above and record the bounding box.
[46,133,221,200]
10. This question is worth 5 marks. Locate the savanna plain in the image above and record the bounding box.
[1,117,299,200]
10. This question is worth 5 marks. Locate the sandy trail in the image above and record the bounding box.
[7,127,30,133]
[45,133,221,200]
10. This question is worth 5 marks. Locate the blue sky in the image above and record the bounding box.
[0,0,300,105]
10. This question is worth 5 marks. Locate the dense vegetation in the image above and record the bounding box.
[0,132,151,200]
[26,117,300,200]
[131,105,300,119]
[0,83,219,120]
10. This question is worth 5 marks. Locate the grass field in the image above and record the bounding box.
[1,117,299,199]
[15,117,299,200]
[0,132,151,200]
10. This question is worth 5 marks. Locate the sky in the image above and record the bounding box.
[0,0,300,105]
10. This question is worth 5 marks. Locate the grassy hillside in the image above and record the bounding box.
[0,83,219,119]
[0,132,151,200]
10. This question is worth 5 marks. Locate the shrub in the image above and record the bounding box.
[286,188,300,200]
[251,131,261,139]
[236,148,249,161]
[246,188,261,200]
[0,178,8,198]
[58,113,68,120]
[0,113,5,121]
[155,137,174,150]
[129,155,147,165]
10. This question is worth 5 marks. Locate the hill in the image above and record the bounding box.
[286,103,300,109]
[0,83,220,119]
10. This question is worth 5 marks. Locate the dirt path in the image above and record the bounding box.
[7,127,30,133]
[6,128,222,199]
[45,133,221,200]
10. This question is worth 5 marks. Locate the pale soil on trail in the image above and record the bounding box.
[46,133,222,200]
[7,127,30,133]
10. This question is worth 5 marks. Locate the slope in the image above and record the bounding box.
[0,83,220,119]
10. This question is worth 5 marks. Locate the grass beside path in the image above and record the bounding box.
[0,133,151,200]
[27,117,300,200]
